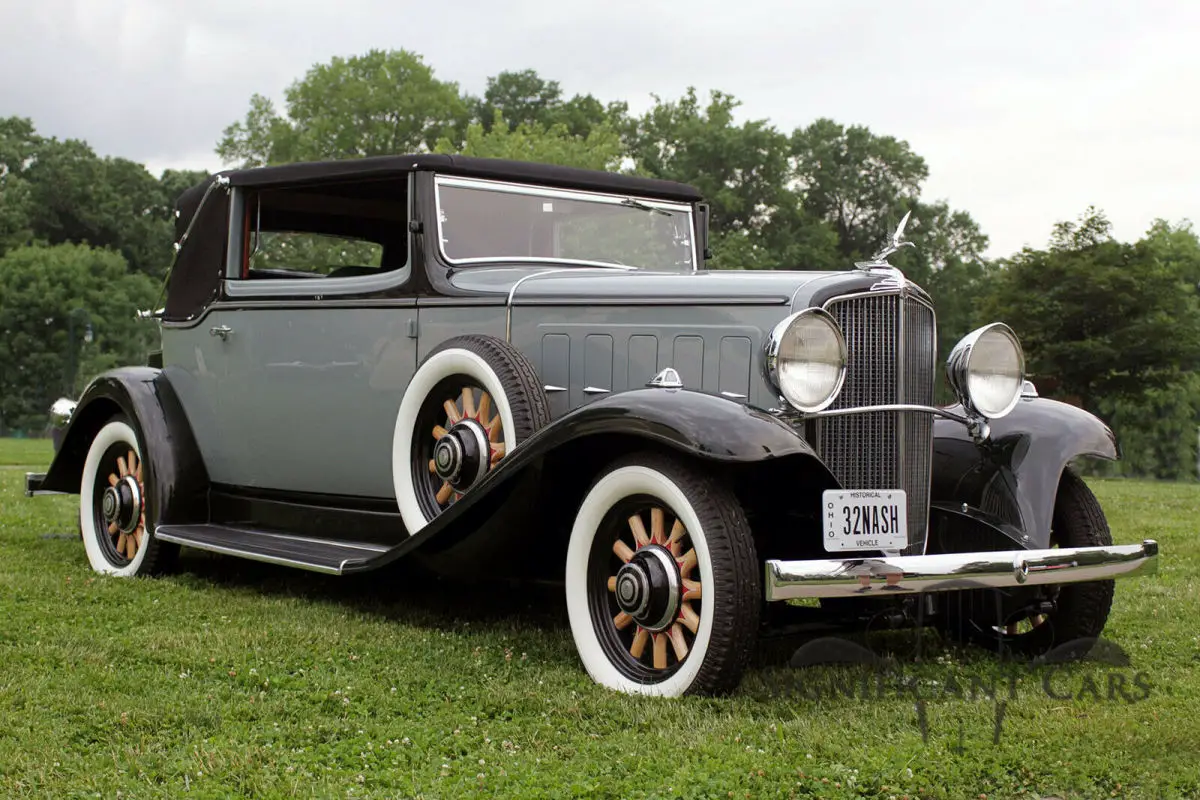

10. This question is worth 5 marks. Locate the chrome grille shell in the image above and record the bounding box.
[815,289,937,554]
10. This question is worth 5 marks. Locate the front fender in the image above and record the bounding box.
[932,396,1118,550]
[39,367,209,528]
[346,389,833,573]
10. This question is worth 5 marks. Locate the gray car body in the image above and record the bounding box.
[35,161,1119,566]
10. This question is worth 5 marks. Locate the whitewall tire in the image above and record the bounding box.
[393,335,549,536]
[565,453,760,697]
[80,418,172,577]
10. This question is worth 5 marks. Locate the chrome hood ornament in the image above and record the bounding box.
[856,210,916,270]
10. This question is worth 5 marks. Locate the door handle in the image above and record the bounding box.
[209,325,233,340]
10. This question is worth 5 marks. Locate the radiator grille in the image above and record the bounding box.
[816,292,936,553]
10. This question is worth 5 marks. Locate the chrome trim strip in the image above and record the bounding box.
[764,540,1159,600]
[154,530,350,575]
[544,385,567,393]
[227,528,390,554]
[583,386,610,395]
[504,268,577,341]
[435,174,697,273]
[805,403,970,424]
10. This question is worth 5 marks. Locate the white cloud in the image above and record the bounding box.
[2,0,1197,257]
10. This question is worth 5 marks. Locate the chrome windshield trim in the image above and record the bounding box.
[434,174,697,272]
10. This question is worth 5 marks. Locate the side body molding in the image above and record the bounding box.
[38,367,210,528]
[931,397,1118,550]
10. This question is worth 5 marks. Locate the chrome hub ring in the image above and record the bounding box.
[615,545,681,633]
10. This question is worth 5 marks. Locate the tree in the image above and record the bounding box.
[472,69,626,138]
[218,50,469,167]
[434,110,624,171]
[791,118,928,260]
[0,244,158,432]
[980,208,1200,410]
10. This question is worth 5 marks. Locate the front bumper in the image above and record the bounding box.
[764,540,1159,601]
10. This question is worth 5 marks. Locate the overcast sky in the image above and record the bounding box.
[2,0,1197,257]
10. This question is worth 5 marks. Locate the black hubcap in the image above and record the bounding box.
[101,476,140,535]
[614,545,680,632]
[433,419,489,491]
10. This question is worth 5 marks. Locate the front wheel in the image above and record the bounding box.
[565,453,760,696]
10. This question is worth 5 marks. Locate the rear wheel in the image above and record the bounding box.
[565,453,760,696]
[943,467,1115,656]
[79,418,176,577]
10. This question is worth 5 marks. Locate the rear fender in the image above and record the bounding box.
[38,367,209,527]
[931,396,1118,550]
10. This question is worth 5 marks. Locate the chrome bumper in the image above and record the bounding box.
[764,540,1159,601]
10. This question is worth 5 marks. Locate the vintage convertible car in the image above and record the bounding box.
[26,155,1159,696]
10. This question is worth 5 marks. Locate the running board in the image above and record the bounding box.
[154,524,390,575]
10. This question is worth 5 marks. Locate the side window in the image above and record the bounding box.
[233,178,408,281]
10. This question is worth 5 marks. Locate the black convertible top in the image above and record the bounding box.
[163,155,704,322]
[216,154,702,201]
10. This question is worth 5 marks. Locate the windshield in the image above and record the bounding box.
[435,176,696,271]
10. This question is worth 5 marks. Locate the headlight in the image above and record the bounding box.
[765,308,847,412]
[946,323,1025,419]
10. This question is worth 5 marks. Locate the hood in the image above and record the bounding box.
[447,266,891,310]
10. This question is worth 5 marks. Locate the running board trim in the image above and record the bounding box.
[155,530,346,574]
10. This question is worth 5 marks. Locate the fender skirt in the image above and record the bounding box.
[36,367,210,528]
[346,388,832,573]
[931,396,1118,551]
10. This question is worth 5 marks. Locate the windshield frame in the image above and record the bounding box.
[432,174,698,272]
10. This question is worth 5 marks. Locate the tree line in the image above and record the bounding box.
[2,48,1198,478]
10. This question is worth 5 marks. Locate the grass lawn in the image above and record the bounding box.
[1,438,1197,799]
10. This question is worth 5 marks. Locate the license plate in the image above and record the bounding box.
[822,489,908,552]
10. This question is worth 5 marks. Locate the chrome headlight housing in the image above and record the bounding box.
[765,308,847,412]
[946,323,1025,419]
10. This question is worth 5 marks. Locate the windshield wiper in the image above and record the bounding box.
[620,197,671,217]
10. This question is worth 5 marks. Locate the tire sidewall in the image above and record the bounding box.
[80,420,150,577]
[393,347,519,535]
[565,465,717,697]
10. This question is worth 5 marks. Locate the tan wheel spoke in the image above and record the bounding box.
[630,628,649,659]
[108,473,118,487]
[127,451,136,477]
[678,548,697,577]
[488,417,502,442]
[666,520,686,556]
[1006,622,1020,636]
[682,578,702,601]
[428,459,437,473]
[108,522,118,536]
[477,392,491,423]
[117,455,128,477]
[135,529,144,549]
[607,576,617,592]
[435,482,453,505]
[679,602,700,634]
[461,388,476,418]
[613,612,634,630]
[443,400,462,423]
[1032,614,1047,628]
[433,425,449,440]
[490,442,506,458]
[116,531,127,553]
[653,633,667,669]
[667,624,688,660]
[126,534,137,559]
[135,457,142,482]
[650,508,665,544]
[613,540,634,563]
[628,514,650,547]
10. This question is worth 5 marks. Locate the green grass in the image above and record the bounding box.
[1,439,1197,799]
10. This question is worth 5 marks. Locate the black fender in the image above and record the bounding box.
[931,396,1118,550]
[39,367,210,528]
[348,388,835,574]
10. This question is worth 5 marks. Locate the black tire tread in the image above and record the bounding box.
[424,335,551,443]
[1045,467,1115,642]
[600,451,760,696]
